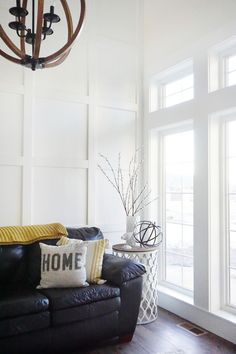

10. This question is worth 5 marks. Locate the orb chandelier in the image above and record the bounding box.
[0,0,86,71]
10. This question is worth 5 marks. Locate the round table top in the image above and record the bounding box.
[112,243,159,253]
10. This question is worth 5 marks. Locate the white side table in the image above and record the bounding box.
[112,243,159,325]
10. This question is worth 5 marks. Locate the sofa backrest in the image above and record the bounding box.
[0,245,27,287]
[0,227,104,289]
[27,226,104,287]
[67,227,103,241]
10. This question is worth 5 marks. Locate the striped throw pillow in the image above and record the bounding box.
[57,236,108,284]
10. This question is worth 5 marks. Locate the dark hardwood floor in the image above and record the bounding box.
[80,307,236,354]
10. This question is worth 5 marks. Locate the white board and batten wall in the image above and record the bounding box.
[0,0,143,245]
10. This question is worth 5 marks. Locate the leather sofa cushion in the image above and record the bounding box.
[52,297,120,326]
[0,311,50,338]
[40,284,120,311]
[66,227,103,241]
[102,253,146,285]
[0,287,49,320]
[0,245,27,286]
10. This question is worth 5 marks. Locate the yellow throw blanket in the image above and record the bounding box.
[0,223,68,245]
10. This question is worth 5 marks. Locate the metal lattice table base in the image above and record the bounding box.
[113,245,159,324]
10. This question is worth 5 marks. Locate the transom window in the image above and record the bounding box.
[225,54,236,87]
[164,74,194,108]
[149,59,194,112]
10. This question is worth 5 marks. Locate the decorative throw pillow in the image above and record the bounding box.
[57,236,108,284]
[38,242,88,288]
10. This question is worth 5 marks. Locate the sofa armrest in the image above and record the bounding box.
[102,253,146,286]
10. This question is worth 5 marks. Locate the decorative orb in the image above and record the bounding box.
[133,221,162,247]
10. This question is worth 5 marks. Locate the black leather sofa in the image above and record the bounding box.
[0,227,145,354]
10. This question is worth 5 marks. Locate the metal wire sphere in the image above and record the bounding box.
[133,221,163,247]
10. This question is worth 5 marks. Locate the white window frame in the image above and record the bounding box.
[208,36,236,92]
[157,123,194,297]
[149,59,194,112]
[210,110,236,316]
[220,115,236,314]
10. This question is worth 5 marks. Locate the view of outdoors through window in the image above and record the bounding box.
[225,54,236,87]
[226,120,236,307]
[163,130,194,291]
[164,74,194,108]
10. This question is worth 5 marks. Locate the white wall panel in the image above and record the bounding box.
[95,107,136,167]
[0,166,22,226]
[33,99,88,160]
[95,107,136,228]
[95,40,137,106]
[32,167,87,225]
[0,57,24,86]
[95,0,138,43]
[95,170,126,228]
[34,43,88,96]
[0,92,23,156]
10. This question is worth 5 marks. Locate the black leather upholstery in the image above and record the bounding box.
[67,227,103,241]
[102,253,146,285]
[0,245,27,286]
[0,287,49,319]
[0,311,50,338]
[52,297,120,326]
[0,226,145,353]
[40,283,120,310]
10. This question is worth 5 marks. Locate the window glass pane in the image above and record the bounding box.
[164,130,194,292]
[183,194,193,225]
[228,55,236,72]
[182,163,194,193]
[183,225,193,253]
[181,75,194,90]
[226,120,236,308]
[230,268,236,307]
[166,92,183,108]
[166,253,182,285]
[165,79,182,96]
[228,158,236,193]
[230,232,236,268]
[228,122,236,157]
[183,256,193,290]
[166,223,182,250]
[227,71,236,87]
[165,132,194,163]
[166,193,182,223]
[229,196,236,231]
[164,74,193,108]
[181,88,194,102]
[166,167,182,193]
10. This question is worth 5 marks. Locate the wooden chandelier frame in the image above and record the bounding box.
[0,0,86,70]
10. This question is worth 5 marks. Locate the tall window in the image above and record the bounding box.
[162,130,194,292]
[224,120,236,308]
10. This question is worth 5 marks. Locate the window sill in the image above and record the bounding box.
[213,309,236,325]
[158,284,193,305]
